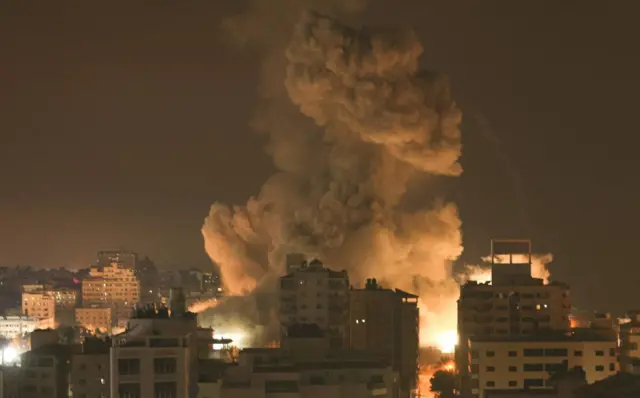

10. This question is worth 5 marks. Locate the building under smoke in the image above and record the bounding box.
[204,7,464,351]
[457,239,572,397]
[279,259,349,348]
[350,278,419,398]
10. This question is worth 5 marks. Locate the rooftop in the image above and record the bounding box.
[471,328,616,343]
[281,259,348,279]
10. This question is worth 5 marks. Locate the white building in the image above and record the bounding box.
[457,239,572,397]
[0,316,38,339]
[279,259,350,348]
[220,324,394,398]
[469,331,618,398]
[110,288,213,398]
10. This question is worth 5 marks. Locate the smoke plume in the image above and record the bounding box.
[203,3,463,346]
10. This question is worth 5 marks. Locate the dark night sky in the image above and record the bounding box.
[1,1,638,313]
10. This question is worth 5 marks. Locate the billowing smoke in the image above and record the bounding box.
[203,3,463,346]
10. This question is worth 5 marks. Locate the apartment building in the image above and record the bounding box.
[619,311,640,373]
[350,278,419,398]
[21,287,55,330]
[75,307,113,334]
[19,343,72,398]
[110,289,209,398]
[49,288,77,309]
[0,315,38,339]
[71,338,110,398]
[279,259,350,348]
[457,240,572,397]
[221,324,394,398]
[469,331,617,397]
[82,262,140,324]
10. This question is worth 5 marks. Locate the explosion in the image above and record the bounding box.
[204,5,463,349]
[434,330,458,354]
[462,253,553,285]
[188,298,218,314]
[417,358,456,398]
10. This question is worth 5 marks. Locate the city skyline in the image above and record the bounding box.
[2,1,639,315]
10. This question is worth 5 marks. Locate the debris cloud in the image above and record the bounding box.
[204,4,464,346]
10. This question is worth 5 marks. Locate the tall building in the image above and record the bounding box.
[71,337,110,398]
[0,365,20,398]
[279,259,350,348]
[19,340,72,398]
[619,311,640,373]
[21,286,55,329]
[75,307,113,334]
[135,256,159,305]
[50,287,78,327]
[469,330,617,397]
[49,288,77,309]
[457,239,572,398]
[82,262,140,324]
[97,250,138,269]
[350,278,419,398]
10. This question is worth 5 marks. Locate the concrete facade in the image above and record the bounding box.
[279,260,350,348]
[470,335,617,397]
[350,279,419,398]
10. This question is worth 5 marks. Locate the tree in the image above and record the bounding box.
[430,370,455,398]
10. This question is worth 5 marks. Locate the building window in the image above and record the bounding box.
[309,376,325,385]
[508,381,517,387]
[486,381,495,387]
[508,350,517,357]
[508,366,517,372]
[544,348,568,357]
[118,359,140,375]
[154,358,177,374]
[155,382,177,398]
[265,380,299,394]
[610,348,616,356]
[119,383,141,398]
[574,350,583,356]
[523,363,544,371]
[545,363,567,373]
[595,350,604,356]
[610,363,616,371]
[595,365,605,372]
[471,350,479,359]
[486,366,495,372]
[524,379,544,388]
[486,351,495,357]
[523,348,544,357]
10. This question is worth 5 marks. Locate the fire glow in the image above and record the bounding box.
[417,359,456,398]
